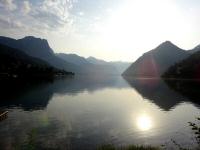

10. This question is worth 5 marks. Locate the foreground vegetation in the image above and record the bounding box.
[97,145,159,150]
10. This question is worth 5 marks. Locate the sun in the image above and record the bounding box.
[99,0,186,60]
[136,114,153,131]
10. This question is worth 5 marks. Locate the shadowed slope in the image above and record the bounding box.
[123,41,189,77]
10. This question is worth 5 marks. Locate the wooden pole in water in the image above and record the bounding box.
[0,111,8,121]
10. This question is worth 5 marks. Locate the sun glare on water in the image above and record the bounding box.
[136,114,153,131]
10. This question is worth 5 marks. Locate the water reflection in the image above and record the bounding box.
[0,76,129,110]
[2,76,200,112]
[164,79,200,104]
[123,77,200,111]
[136,114,153,131]
[0,76,200,149]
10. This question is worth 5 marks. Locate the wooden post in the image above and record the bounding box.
[0,111,8,122]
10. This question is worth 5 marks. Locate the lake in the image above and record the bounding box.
[0,76,200,149]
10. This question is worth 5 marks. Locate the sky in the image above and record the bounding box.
[0,0,200,61]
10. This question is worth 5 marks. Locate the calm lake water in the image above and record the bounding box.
[0,76,200,149]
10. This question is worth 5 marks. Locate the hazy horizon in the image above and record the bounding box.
[0,0,200,61]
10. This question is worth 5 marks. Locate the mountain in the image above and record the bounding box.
[163,50,200,79]
[0,36,53,58]
[87,56,131,74]
[0,43,71,79]
[122,41,190,77]
[110,61,131,74]
[87,56,107,65]
[0,36,128,75]
[57,53,120,75]
[188,44,200,54]
[57,53,91,66]
[0,36,80,73]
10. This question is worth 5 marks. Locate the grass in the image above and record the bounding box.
[14,129,37,150]
[97,144,160,150]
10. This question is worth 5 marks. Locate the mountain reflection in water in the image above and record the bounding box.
[0,76,200,149]
[0,76,128,111]
[123,77,200,111]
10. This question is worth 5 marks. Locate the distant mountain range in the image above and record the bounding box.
[0,36,130,75]
[57,54,131,75]
[86,56,131,73]
[2,35,200,79]
[123,41,200,78]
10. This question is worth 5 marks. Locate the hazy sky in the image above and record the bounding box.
[0,0,200,61]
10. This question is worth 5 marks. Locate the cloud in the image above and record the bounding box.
[31,0,68,28]
[25,0,77,35]
[41,0,72,18]
[0,0,77,36]
[0,15,25,29]
[0,0,17,11]
[22,1,31,14]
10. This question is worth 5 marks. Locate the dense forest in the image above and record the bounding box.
[162,50,200,79]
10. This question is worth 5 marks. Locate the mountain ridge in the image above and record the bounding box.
[0,36,85,74]
[57,53,130,75]
[0,36,129,75]
[123,41,192,77]
[0,43,72,79]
